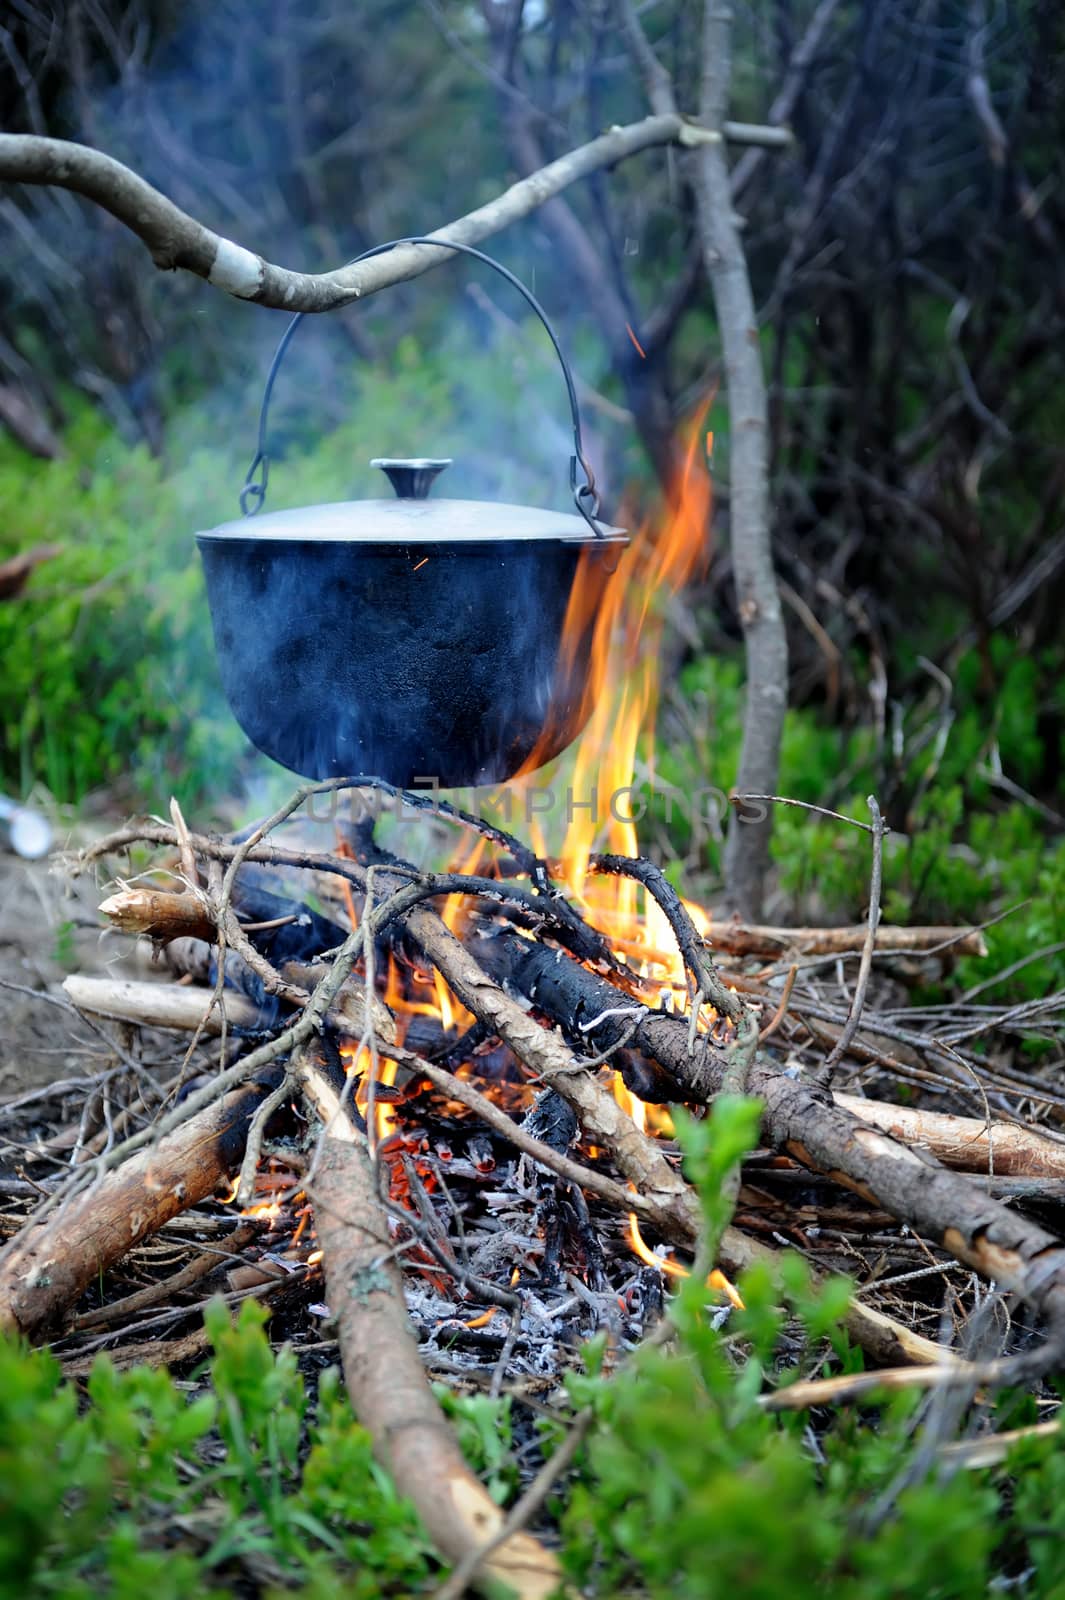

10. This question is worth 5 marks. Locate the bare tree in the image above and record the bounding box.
[617,0,787,918]
[694,3,787,918]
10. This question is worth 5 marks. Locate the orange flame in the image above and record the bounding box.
[510,398,713,940]
[328,399,736,1289]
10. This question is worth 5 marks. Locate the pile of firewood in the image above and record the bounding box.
[2,776,1064,1597]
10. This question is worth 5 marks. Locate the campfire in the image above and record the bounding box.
[3,428,1065,1590]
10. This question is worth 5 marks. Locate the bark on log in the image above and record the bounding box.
[309,1118,562,1596]
[99,888,216,944]
[835,1095,1065,1180]
[0,1079,271,1342]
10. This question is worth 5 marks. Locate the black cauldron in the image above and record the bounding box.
[196,240,627,789]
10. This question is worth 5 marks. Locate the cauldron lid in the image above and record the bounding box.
[197,497,628,546]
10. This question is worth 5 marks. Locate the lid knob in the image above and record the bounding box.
[371,458,452,500]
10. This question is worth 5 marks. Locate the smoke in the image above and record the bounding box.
[2,1,644,820]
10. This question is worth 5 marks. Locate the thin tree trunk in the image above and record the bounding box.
[693,2,788,918]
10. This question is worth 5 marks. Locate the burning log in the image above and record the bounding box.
[0,1077,276,1342]
[300,1048,563,1600]
[373,910,949,1368]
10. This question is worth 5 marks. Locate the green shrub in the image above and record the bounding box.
[0,1299,435,1598]
[557,1097,1065,1600]
[647,652,1065,1006]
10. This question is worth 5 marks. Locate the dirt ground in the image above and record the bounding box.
[0,842,138,1094]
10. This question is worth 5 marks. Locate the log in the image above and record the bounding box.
[0,1078,272,1342]
[65,968,395,1043]
[304,1054,563,1599]
[99,888,216,944]
[64,975,264,1034]
[834,1094,1065,1179]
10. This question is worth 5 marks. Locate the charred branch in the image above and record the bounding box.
[482,926,1065,1378]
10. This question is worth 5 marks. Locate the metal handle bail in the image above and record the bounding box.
[239,236,606,538]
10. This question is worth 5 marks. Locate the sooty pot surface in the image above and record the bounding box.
[197,513,619,788]
[196,236,630,789]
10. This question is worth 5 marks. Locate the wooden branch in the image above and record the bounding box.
[0,1079,271,1342]
[0,542,62,599]
[500,858,988,957]
[99,887,216,944]
[835,1095,1065,1180]
[729,0,843,199]
[487,930,1065,1376]
[695,2,787,918]
[73,1220,261,1331]
[306,1087,562,1596]
[818,796,886,1084]
[0,118,719,313]
[281,958,396,1042]
[720,121,793,149]
[63,974,264,1034]
[74,944,395,1042]
[618,0,785,913]
[705,922,988,958]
